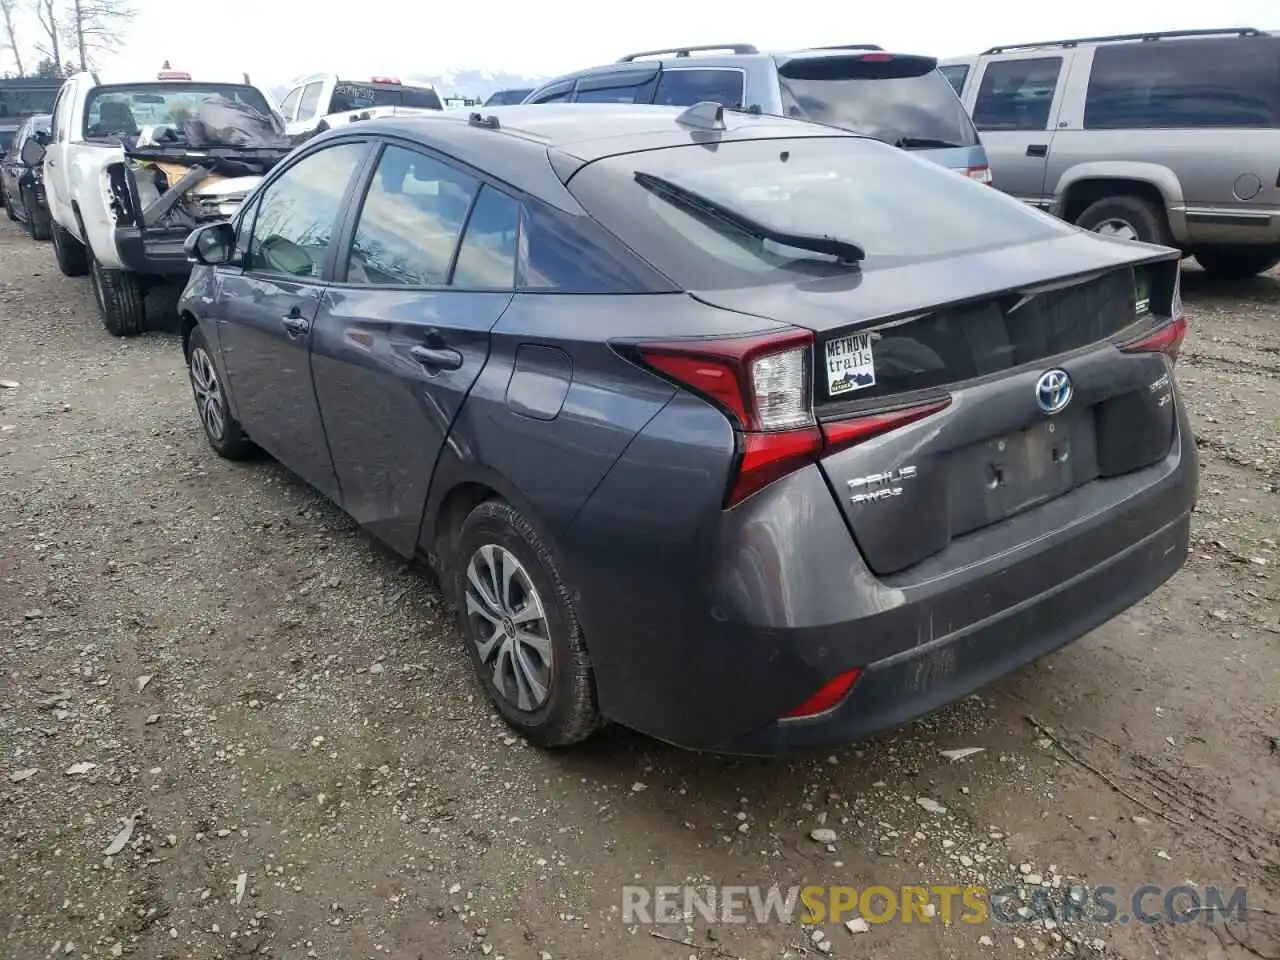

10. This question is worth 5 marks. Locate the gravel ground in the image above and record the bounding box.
[0,218,1277,960]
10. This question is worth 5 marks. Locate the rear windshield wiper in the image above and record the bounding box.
[633,170,865,264]
[893,136,965,149]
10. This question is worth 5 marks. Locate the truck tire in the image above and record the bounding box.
[90,255,147,337]
[1074,195,1173,247]
[1193,247,1280,280]
[51,221,89,277]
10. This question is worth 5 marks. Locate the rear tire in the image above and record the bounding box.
[1193,247,1280,279]
[187,326,256,459]
[90,255,147,337]
[449,499,600,748]
[51,221,89,277]
[1075,195,1173,247]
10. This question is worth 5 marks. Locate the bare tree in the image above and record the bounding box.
[1,0,24,75]
[64,0,132,71]
[32,0,61,75]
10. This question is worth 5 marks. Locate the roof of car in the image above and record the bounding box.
[314,103,856,208]
[531,45,927,88]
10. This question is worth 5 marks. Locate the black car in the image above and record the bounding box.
[1,114,53,241]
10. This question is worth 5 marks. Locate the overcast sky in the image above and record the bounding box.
[4,0,1279,88]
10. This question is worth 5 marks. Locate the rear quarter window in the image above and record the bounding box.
[567,136,1074,290]
[1084,37,1280,129]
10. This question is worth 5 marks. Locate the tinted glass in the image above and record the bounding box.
[652,69,745,107]
[574,84,645,104]
[249,142,366,278]
[531,84,572,104]
[330,81,443,112]
[568,136,1073,289]
[939,64,969,95]
[0,130,13,153]
[346,145,478,286]
[485,88,533,106]
[297,82,322,119]
[83,84,274,138]
[451,186,520,288]
[0,83,59,120]
[1084,38,1280,129]
[279,87,302,118]
[777,57,978,147]
[972,57,1061,131]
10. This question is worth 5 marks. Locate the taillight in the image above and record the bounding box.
[1119,270,1187,362]
[781,669,862,719]
[634,331,951,507]
[965,165,994,185]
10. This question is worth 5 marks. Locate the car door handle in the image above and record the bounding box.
[281,314,310,335]
[410,345,463,371]
[1026,144,1048,158]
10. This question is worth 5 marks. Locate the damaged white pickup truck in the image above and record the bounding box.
[38,69,294,336]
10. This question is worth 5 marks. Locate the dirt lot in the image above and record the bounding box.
[0,218,1277,960]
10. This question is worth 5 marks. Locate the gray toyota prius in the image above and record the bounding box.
[177,103,1197,755]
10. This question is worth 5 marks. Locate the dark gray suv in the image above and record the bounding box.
[177,104,1197,755]
[523,43,994,183]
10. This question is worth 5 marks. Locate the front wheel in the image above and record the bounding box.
[187,326,256,459]
[51,221,89,276]
[89,256,147,337]
[1193,247,1280,279]
[23,189,50,242]
[449,500,600,748]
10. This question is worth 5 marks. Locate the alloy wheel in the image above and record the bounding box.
[189,346,226,441]
[464,544,553,712]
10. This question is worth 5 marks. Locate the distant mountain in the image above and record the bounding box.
[266,68,549,107]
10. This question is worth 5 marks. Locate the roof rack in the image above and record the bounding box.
[983,26,1265,55]
[808,44,884,51]
[617,43,758,62]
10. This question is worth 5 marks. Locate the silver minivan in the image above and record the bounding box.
[942,28,1280,278]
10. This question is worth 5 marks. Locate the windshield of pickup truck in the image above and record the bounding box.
[83,83,274,139]
[0,83,60,121]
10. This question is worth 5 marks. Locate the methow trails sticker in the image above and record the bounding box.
[825,332,875,396]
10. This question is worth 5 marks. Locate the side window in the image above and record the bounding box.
[531,82,573,104]
[248,142,366,278]
[51,86,69,143]
[234,195,260,262]
[519,197,666,293]
[1085,38,1280,129]
[939,65,970,96]
[451,186,520,288]
[652,69,745,108]
[574,84,644,104]
[345,144,479,286]
[297,82,323,121]
[279,86,303,121]
[972,57,1062,131]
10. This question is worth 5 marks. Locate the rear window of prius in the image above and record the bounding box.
[567,135,1072,289]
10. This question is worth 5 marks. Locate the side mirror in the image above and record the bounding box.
[34,130,50,146]
[185,221,238,266]
[20,138,45,167]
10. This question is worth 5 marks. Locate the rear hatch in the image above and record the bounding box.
[775,50,986,177]
[693,235,1184,575]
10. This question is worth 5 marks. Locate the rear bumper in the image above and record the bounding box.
[724,510,1188,755]
[566,388,1198,755]
[114,225,194,277]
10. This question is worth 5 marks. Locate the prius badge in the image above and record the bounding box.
[1035,368,1072,415]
